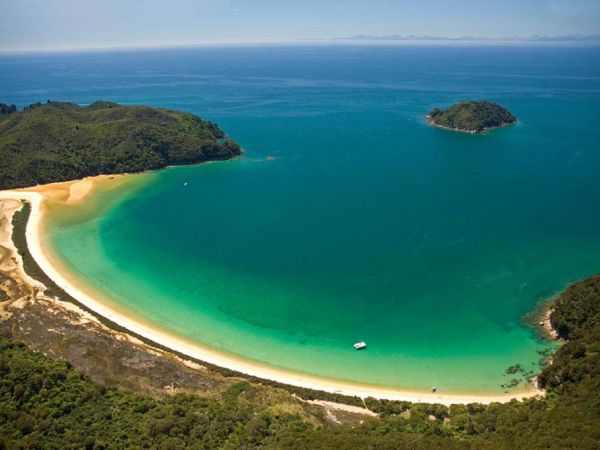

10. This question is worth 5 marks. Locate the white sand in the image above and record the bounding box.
[0,181,545,405]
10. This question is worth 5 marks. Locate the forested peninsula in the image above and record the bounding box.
[0,101,241,190]
[428,101,517,133]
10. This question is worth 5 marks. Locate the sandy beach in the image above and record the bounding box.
[0,176,545,405]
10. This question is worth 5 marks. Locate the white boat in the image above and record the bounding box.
[353,341,367,350]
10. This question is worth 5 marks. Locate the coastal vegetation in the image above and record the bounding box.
[0,101,241,190]
[1,265,599,448]
[428,101,517,133]
[0,103,16,117]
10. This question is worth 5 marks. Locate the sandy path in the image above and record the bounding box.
[306,399,378,417]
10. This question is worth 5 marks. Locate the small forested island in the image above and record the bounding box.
[428,100,517,133]
[0,101,241,190]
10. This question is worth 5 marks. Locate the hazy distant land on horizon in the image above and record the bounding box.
[3,44,600,395]
[314,33,600,43]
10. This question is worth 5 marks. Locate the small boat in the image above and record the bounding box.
[353,341,367,350]
[184,182,188,187]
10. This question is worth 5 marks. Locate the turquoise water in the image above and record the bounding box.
[3,45,600,393]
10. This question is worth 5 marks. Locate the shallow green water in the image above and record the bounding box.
[17,45,599,393]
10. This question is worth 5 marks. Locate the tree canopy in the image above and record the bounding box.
[0,103,17,116]
[0,101,241,189]
[428,101,517,133]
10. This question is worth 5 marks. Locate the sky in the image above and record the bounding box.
[1,0,600,51]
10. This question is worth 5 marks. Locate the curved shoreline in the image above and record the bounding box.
[0,181,544,405]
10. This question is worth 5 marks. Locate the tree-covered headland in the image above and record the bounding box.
[0,101,241,190]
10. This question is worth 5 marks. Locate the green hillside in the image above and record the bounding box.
[428,101,517,133]
[0,101,241,190]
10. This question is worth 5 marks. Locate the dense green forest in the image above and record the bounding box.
[1,275,598,449]
[0,101,241,189]
[0,103,17,116]
[428,101,517,133]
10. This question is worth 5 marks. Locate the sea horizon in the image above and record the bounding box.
[2,37,600,57]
